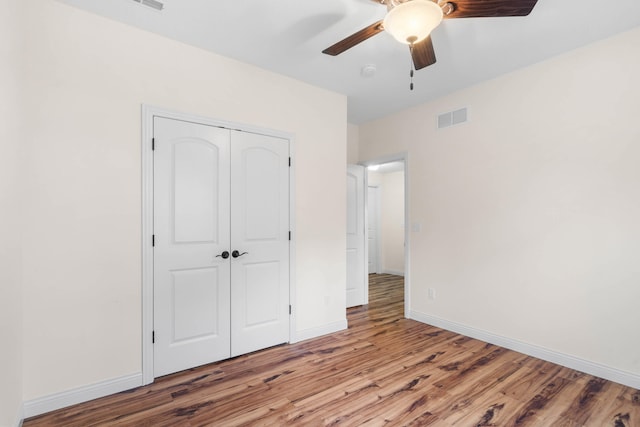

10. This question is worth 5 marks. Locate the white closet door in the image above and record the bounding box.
[230,131,290,356]
[346,164,366,307]
[153,117,231,377]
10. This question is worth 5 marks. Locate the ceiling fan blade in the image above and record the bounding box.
[411,36,436,70]
[445,0,538,19]
[322,20,384,56]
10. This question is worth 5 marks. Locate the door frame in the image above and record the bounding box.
[360,153,410,317]
[141,105,296,385]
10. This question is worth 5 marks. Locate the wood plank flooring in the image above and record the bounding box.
[24,274,639,426]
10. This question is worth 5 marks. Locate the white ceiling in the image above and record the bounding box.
[369,161,405,174]
[56,0,640,124]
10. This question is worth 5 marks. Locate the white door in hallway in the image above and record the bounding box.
[153,117,289,377]
[346,164,366,307]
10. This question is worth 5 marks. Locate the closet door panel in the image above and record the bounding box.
[230,131,290,357]
[153,117,231,377]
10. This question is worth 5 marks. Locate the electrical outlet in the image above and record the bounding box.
[428,288,436,300]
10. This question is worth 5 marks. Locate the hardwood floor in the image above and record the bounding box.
[25,274,639,426]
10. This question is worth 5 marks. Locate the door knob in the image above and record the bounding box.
[232,250,248,258]
[215,251,230,259]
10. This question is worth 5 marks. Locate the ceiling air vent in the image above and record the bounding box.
[437,107,468,129]
[132,0,164,11]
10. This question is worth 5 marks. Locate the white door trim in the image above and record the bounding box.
[360,153,409,317]
[141,105,296,385]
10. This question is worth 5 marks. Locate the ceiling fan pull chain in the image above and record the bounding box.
[409,44,415,91]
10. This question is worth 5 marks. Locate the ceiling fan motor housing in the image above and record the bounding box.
[383,0,444,45]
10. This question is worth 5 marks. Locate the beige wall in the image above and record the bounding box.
[380,171,405,275]
[367,170,381,186]
[21,0,347,402]
[367,170,405,275]
[0,0,24,425]
[347,123,359,164]
[360,28,640,379]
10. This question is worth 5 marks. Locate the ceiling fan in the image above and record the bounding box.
[322,0,539,71]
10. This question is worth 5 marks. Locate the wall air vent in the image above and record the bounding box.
[437,107,468,129]
[132,0,164,11]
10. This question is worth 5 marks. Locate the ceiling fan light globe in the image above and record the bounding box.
[383,0,443,45]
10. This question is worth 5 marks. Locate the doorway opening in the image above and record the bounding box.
[365,158,408,316]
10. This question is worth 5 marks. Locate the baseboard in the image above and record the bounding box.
[409,310,640,390]
[23,373,142,419]
[13,402,24,427]
[291,319,348,343]
[381,269,404,276]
